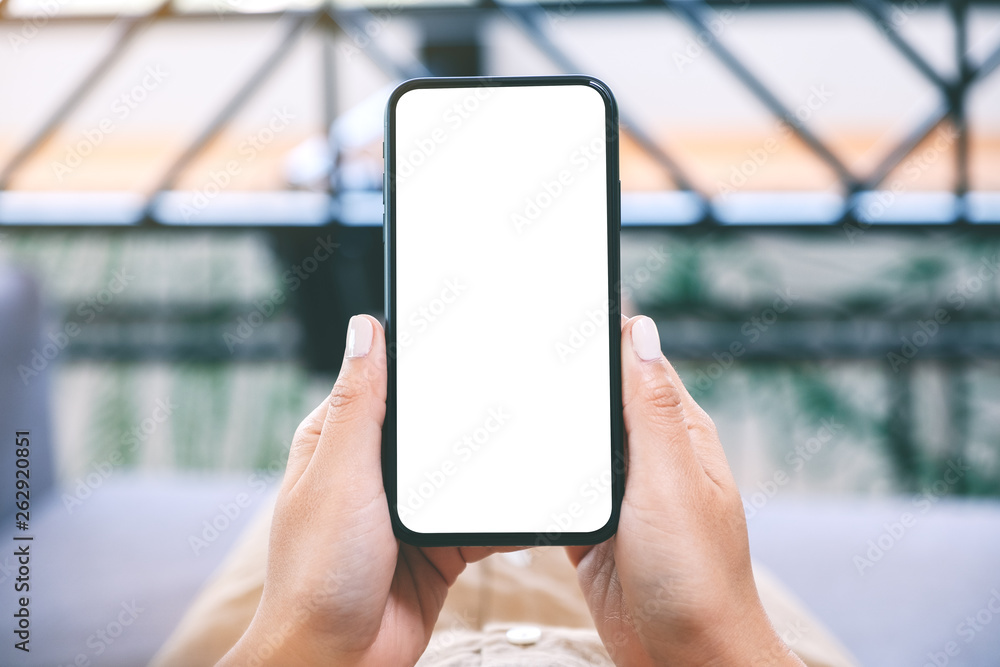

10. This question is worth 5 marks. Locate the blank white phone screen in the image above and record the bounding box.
[393,83,612,535]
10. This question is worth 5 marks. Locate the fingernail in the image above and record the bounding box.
[346,315,373,358]
[631,316,661,361]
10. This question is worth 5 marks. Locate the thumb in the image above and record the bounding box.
[621,316,703,495]
[286,314,388,498]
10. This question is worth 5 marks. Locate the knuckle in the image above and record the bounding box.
[327,377,367,420]
[645,375,682,411]
[636,372,684,423]
[686,409,719,440]
[292,412,322,445]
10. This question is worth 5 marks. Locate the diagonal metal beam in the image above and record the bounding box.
[143,13,315,214]
[494,1,704,196]
[975,39,1000,82]
[852,0,952,94]
[857,3,1000,193]
[322,8,432,80]
[0,2,170,190]
[665,0,861,193]
[863,103,949,190]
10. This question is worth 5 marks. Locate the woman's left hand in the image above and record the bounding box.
[220,314,514,667]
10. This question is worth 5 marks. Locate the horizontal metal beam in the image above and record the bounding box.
[2,0,999,24]
[2,190,1000,230]
[41,308,1000,361]
[651,318,1000,361]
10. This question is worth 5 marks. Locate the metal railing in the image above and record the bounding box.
[2,1,999,494]
[0,0,999,229]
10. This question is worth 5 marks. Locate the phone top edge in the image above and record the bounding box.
[385,74,617,118]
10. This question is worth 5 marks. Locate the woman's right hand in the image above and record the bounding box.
[566,315,804,667]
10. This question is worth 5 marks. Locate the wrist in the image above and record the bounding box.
[641,604,805,667]
[720,603,805,667]
[219,610,360,667]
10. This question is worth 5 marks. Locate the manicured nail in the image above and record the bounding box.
[345,315,373,358]
[631,316,661,361]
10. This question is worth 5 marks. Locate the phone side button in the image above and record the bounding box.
[618,179,622,229]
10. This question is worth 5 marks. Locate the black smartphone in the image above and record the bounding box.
[383,75,623,547]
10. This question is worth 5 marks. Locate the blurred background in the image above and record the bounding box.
[0,0,999,665]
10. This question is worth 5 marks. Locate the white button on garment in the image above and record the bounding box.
[505,625,542,646]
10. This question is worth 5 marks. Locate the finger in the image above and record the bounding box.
[624,315,734,489]
[621,314,627,329]
[656,355,735,489]
[282,395,332,490]
[622,316,704,494]
[416,545,529,588]
[294,315,388,501]
[565,543,600,568]
[457,545,529,564]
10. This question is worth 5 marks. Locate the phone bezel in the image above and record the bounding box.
[383,75,623,547]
